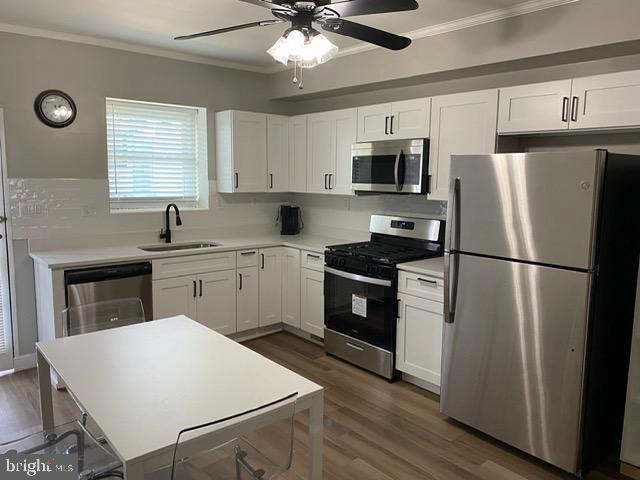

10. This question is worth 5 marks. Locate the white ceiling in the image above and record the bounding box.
[0,0,571,71]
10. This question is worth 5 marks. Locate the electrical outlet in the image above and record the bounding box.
[19,202,44,217]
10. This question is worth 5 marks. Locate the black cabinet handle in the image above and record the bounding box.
[199,279,203,297]
[328,174,333,190]
[390,115,395,135]
[269,173,273,189]
[385,116,389,135]
[562,97,569,122]
[240,251,256,256]
[234,172,239,189]
[239,273,243,291]
[397,298,401,319]
[418,277,438,286]
[324,174,329,190]
[193,280,197,298]
[261,253,265,269]
[571,96,579,122]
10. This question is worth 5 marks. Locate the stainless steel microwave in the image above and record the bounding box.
[351,139,429,194]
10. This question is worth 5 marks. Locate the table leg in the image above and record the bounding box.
[308,392,324,480]
[37,349,54,430]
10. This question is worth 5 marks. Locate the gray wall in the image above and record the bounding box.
[0,32,290,180]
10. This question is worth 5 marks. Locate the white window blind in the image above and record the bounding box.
[106,98,207,211]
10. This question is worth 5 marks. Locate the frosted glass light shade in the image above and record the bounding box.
[267,29,338,68]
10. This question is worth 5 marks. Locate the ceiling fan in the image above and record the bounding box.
[175,0,419,89]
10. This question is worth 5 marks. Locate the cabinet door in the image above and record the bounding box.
[329,108,357,195]
[233,111,267,192]
[571,70,640,130]
[267,114,289,192]
[282,248,301,328]
[357,103,392,142]
[289,115,307,192]
[152,276,197,321]
[237,266,259,332]
[259,248,283,327]
[397,293,443,387]
[306,112,334,193]
[390,98,431,139]
[301,268,324,338]
[197,270,237,335]
[498,80,572,134]
[428,90,498,201]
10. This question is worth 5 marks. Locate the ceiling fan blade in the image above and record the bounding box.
[238,0,295,12]
[175,19,284,40]
[320,19,411,50]
[319,0,418,18]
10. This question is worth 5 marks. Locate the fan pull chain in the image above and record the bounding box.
[292,60,298,85]
[299,65,304,90]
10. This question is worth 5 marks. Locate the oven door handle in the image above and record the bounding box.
[325,266,392,287]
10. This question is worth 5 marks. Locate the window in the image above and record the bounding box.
[106,98,208,211]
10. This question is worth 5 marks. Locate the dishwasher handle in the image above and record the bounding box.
[65,262,152,285]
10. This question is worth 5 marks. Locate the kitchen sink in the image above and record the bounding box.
[138,242,221,252]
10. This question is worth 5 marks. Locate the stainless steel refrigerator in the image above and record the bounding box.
[441,150,640,475]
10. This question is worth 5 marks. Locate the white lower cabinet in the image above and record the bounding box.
[282,248,301,328]
[259,248,283,327]
[236,266,259,332]
[153,270,237,335]
[301,268,324,338]
[397,292,443,388]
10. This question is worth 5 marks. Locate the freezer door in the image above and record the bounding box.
[441,254,592,474]
[448,151,604,270]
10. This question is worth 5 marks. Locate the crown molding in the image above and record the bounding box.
[0,0,580,75]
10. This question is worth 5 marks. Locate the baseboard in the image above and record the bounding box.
[282,324,324,346]
[231,324,284,343]
[13,353,36,371]
[402,372,441,395]
[621,462,640,480]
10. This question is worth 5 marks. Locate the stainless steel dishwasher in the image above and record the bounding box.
[64,262,153,334]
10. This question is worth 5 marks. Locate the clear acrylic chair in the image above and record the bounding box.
[0,420,123,480]
[62,297,146,337]
[153,392,298,480]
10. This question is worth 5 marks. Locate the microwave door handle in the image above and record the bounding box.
[394,151,402,192]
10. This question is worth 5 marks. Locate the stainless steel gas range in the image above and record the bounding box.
[323,214,444,379]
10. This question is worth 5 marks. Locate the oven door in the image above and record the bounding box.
[351,139,428,194]
[324,266,396,351]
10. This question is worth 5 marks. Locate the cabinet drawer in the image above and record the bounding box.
[398,270,444,301]
[301,250,325,272]
[153,252,236,280]
[237,249,259,268]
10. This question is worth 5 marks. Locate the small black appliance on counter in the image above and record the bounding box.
[278,205,302,235]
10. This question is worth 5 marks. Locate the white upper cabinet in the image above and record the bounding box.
[306,109,356,195]
[571,70,640,130]
[289,115,307,192]
[216,110,267,193]
[498,80,572,134]
[429,90,498,201]
[267,114,289,192]
[357,98,430,142]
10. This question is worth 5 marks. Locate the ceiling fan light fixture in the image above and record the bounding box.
[267,28,338,68]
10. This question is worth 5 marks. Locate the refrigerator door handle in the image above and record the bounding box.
[445,177,461,253]
[444,252,459,324]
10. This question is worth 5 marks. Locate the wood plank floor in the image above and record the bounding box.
[0,332,628,479]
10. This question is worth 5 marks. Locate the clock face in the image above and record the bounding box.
[35,90,76,128]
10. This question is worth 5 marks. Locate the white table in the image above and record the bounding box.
[36,316,324,480]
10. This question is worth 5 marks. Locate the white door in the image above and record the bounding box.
[306,112,333,193]
[428,90,498,201]
[397,293,443,387]
[237,266,259,332]
[390,98,431,139]
[357,103,392,142]
[498,80,572,134]
[197,270,237,335]
[571,70,640,130]
[282,248,301,328]
[232,111,267,192]
[0,119,12,372]
[259,248,283,327]
[301,268,324,338]
[288,115,307,192]
[267,114,289,192]
[152,276,198,321]
[329,108,357,195]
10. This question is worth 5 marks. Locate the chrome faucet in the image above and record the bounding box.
[160,203,182,243]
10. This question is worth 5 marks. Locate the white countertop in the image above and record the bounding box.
[30,234,355,270]
[397,257,445,278]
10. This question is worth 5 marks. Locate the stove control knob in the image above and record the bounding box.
[340,258,346,267]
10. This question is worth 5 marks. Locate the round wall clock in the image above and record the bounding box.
[34,90,77,128]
